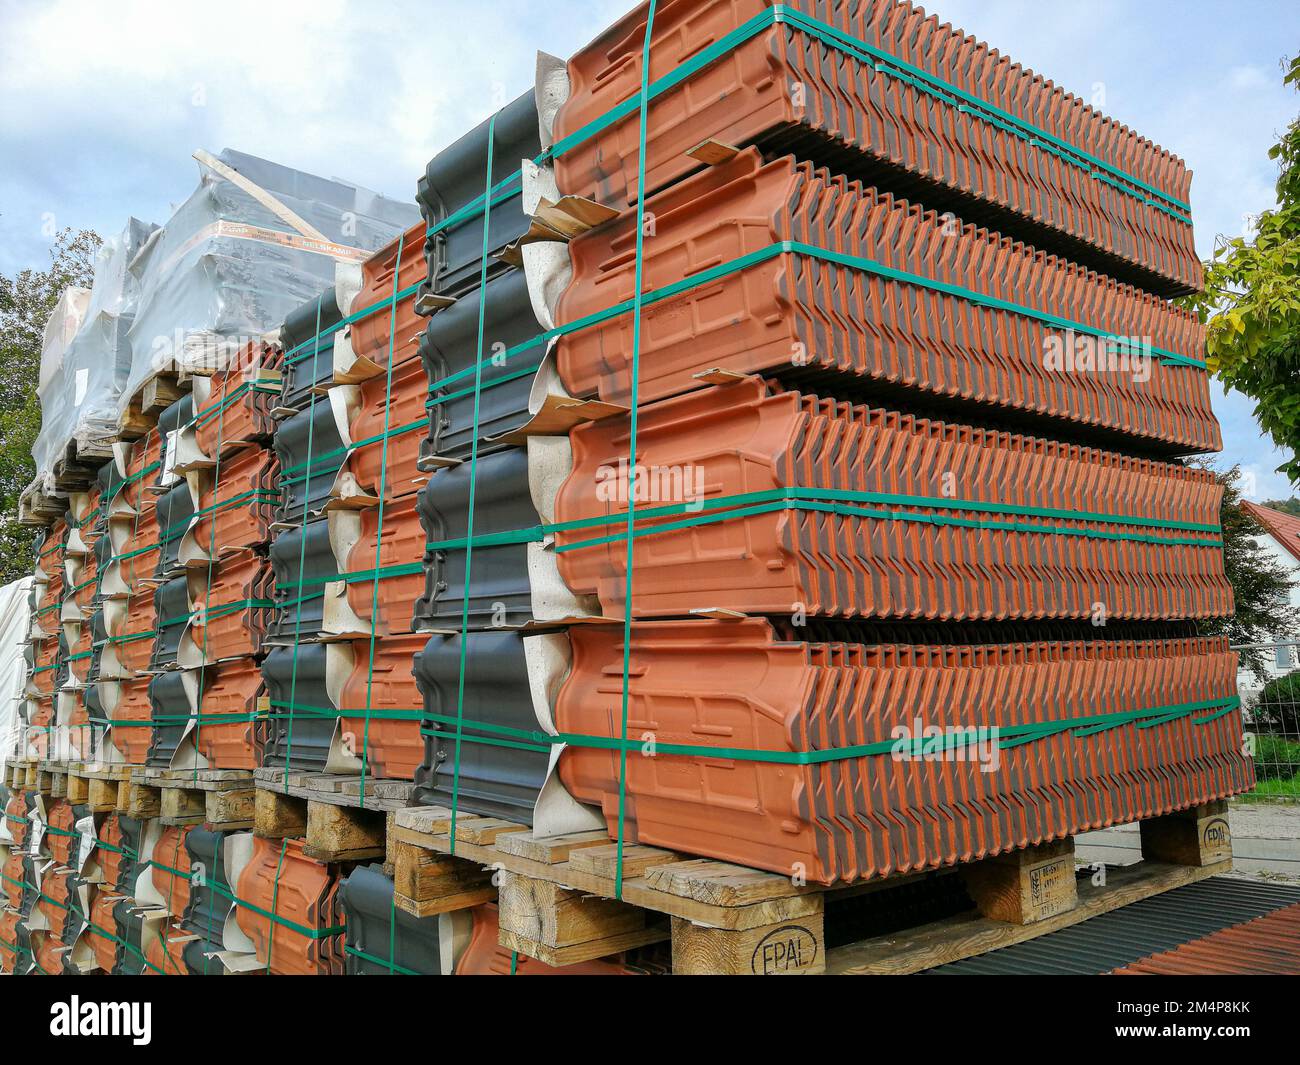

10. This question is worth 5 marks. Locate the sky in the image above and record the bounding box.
[1,0,1297,498]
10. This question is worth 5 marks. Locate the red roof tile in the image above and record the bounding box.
[1242,501,1300,566]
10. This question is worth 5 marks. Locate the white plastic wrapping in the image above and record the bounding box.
[30,218,156,491]
[0,578,33,774]
[30,288,90,489]
[123,148,420,403]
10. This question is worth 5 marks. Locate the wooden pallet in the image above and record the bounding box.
[50,434,114,492]
[388,800,1235,975]
[35,761,69,799]
[253,768,416,864]
[126,767,256,830]
[118,369,190,439]
[65,762,134,812]
[17,480,65,527]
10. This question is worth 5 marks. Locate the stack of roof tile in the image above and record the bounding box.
[405,0,1252,884]
[263,228,430,779]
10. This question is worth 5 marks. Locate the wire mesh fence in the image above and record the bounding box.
[1238,641,1300,802]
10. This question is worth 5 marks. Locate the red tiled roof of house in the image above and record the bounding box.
[1241,501,1300,566]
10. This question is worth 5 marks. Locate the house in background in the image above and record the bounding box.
[1238,501,1300,708]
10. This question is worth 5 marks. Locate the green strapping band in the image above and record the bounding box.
[192,380,280,429]
[608,0,658,899]
[416,695,1241,764]
[204,598,275,623]
[208,877,344,941]
[344,945,418,975]
[406,487,1221,564]
[284,280,422,365]
[448,110,499,853]
[267,700,419,721]
[423,239,1205,415]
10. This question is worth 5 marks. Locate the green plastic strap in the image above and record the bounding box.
[344,945,417,975]
[204,598,275,624]
[192,379,279,428]
[410,487,1221,564]
[424,239,1205,413]
[416,695,1241,764]
[283,279,421,365]
[448,110,499,854]
[105,629,156,645]
[279,414,428,478]
[357,227,409,810]
[173,489,279,531]
[208,875,344,941]
[609,0,659,899]
[267,700,420,721]
[282,296,327,784]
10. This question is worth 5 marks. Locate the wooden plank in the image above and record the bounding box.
[826,859,1232,975]
[500,926,669,968]
[685,138,741,165]
[454,817,529,847]
[642,858,814,907]
[393,821,822,931]
[568,844,682,881]
[495,829,610,865]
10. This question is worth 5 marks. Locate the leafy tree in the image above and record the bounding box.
[0,227,101,583]
[1184,53,1300,484]
[1262,497,1300,517]
[1193,462,1299,683]
[1254,669,1300,735]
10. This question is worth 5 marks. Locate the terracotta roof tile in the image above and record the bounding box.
[1242,500,1300,567]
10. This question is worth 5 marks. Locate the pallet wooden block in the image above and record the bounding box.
[961,837,1078,925]
[303,800,385,862]
[120,780,161,819]
[159,787,206,825]
[672,912,826,975]
[497,869,670,966]
[392,839,496,918]
[255,787,307,839]
[65,771,89,806]
[1139,800,1232,867]
[86,777,121,814]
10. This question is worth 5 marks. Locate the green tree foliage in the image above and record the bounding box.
[1254,669,1300,734]
[0,227,101,582]
[1262,497,1300,517]
[1194,462,1299,683]
[1184,53,1300,484]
